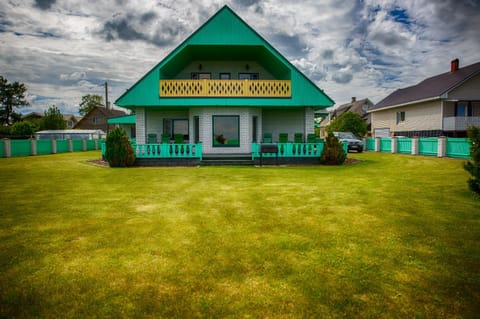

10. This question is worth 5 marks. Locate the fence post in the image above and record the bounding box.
[411,137,419,155]
[82,139,87,151]
[51,138,57,154]
[4,138,11,157]
[362,138,367,152]
[30,138,37,156]
[391,137,398,154]
[438,136,446,158]
[94,139,98,150]
[375,137,381,152]
[68,138,73,152]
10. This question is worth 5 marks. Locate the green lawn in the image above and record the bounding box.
[0,151,479,318]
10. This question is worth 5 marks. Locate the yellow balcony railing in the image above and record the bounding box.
[159,79,291,97]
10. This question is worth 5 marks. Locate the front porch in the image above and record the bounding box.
[101,141,338,166]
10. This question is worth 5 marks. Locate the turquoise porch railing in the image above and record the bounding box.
[251,142,325,159]
[446,138,470,158]
[101,142,203,160]
[251,141,349,159]
[132,143,203,159]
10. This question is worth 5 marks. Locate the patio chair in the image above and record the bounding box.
[161,133,171,143]
[307,133,317,143]
[263,133,272,143]
[294,133,303,143]
[279,133,288,143]
[147,133,157,144]
[174,134,184,144]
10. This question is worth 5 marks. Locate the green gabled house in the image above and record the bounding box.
[115,5,334,165]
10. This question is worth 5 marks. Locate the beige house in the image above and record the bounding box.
[369,59,480,137]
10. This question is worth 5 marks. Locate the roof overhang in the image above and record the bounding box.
[368,96,440,113]
[160,44,291,80]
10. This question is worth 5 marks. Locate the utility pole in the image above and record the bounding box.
[105,81,109,134]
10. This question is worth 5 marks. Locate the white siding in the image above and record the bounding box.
[145,109,189,142]
[175,61,275,80]
[371,100,442,134]
[448,74,480,100]
[136,107,145,144]
[262,109,305,142]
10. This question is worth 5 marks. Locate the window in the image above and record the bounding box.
[396,111,405,124]
[238,73,259,80]
[213,116,240,147]
[220,73,231,80]
[191,72,211,79]
[163,119,189,140]
[455,102,472,117]
[92,117,101,124]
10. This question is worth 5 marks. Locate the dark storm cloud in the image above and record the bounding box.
[100,11,185,47]
[433,0,480,33]
[34,0,56,10]
[322,49,334,60]
[332,72,353,84]
[369,30,410,47]
[271,33,308,58]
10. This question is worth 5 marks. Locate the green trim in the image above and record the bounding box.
[107,115,136,125]
[115,6,334,109]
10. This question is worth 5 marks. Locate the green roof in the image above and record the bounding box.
[115,5,334,109]
[107,115,136,125]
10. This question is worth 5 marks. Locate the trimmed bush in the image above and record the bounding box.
[465,126,480,195]
[320,132,346,165]
[11,121,38,138]
[105,128,135,167]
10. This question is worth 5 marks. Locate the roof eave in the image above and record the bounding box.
[368,96,440,113]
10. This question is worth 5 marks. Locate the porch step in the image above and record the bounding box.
[200,155,254,166]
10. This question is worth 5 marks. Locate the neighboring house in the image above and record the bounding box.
[107,115,136,139]
[115,6,334,164]
[63,114,82,128]
[22,112,82,128]
[74,106,127,132]
[22,112,43,121]
[369,59,480,137]
[319,97,374,136]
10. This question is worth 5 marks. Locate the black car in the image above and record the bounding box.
[333,132,364,153]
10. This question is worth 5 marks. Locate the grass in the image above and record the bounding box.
[0,151,479,318]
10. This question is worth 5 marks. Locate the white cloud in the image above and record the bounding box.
[0,0,479,115]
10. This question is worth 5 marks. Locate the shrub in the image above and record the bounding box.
[105,128,135,167]
[11,121,38,138]
[320,132,346,165]
[465,126,480,195]
[328,111,367,138]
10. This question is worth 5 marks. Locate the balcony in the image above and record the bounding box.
[443,116,480,131]
[159,79,291,98]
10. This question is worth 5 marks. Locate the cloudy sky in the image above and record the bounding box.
[1,0,480,115]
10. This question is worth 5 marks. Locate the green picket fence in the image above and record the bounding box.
[397,138,412,154]
[0,140,4,157]
[10,140,31,157]
[418,138,438,156]
[365,138,375,151]
[380,138,392,152]
[446,138,470,158]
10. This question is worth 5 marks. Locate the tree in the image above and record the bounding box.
[328,111,368,138]
[320,132,346,165]
[0,75,29,125]
[105,127,135,167]
[42,105,66,130]
[11,121,39,137]
[465,126,480,195]
[79,94,103,116]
